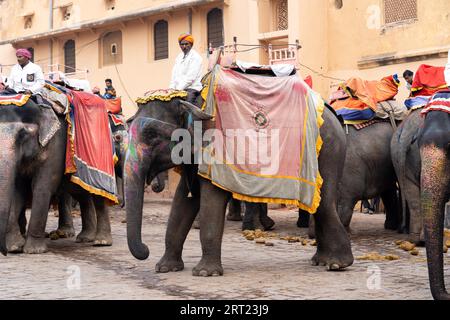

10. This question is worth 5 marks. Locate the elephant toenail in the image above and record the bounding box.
[199,270,208,277]
[329,264,340,271]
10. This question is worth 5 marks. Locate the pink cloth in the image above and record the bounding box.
[16,48,32,59]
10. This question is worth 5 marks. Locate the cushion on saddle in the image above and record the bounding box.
[198,65,324,214]
[404,96,431,110]
[0,94,30,107]
[105,97,122,114]
[411,64,447,97]
[421,90,450,116]
[136,89,188,104]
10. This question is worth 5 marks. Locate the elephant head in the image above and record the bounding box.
[0,100,61,255]
[419,110,450,300]
[125,98,211,260]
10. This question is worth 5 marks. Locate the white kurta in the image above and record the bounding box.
[6,61,45,94]
[169,49,203,92]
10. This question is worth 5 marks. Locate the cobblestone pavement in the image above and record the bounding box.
[1,195,448,300]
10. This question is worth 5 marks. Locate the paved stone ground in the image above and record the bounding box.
[1,194,449,300]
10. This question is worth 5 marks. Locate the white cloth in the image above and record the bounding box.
[445,49,450,87]
[169,49,203,91]
[6,61,45,94]
[236,60,295,77]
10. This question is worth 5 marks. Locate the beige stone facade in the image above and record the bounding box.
[0,0,449,193]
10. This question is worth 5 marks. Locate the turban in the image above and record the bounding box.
[16,48,32,59]
[178,33,194,45]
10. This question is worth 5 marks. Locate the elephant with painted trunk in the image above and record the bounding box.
[125,92,353,275]
[0,98,66,255]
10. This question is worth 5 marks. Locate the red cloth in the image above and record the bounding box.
[65,91,117,203]
[104,97,122,114]
[304,76,313,89]
[411,64,447,97]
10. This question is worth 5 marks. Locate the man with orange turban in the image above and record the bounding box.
[5,48,45,95]
[169,33,203,103]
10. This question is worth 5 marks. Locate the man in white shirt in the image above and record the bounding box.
[169,33,203,104]
[445,49,450,87]
[5,48,45,95]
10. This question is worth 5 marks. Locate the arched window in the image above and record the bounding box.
[207,8,224,48]
[102,31,122,66]
[27,47,34,63]
[154,20,168,60]
[64,40,76,73]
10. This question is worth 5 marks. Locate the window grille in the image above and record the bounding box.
[154,20,169,60]
[384,0,417,25]
[276,0,288,30]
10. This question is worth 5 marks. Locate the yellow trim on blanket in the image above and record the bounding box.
[44,83,63,94]
[0,95,30,106]
[136,90,188,104]
[343,119,370,125]
[65,109,77,174]
[411,84,448,92]
[70,175,119,205]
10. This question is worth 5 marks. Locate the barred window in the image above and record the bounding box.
[154,20,168,60]
[207,8,224,48]
[384,0,417,25]
[276,0,288,30]
[102,31,122,66]
[64,40,76,73]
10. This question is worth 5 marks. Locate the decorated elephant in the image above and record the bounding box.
[0,97,66,255]
[125,90,353,276]
[418,104,450,300]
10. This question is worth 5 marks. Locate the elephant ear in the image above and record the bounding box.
[38,105,61,147]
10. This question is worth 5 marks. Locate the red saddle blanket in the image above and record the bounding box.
[421,90,450,115]
[65,91,118,203]
[411,64,447,97]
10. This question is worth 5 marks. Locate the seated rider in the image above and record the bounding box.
[403,70,414,92]
[103,78,117,99]
[4,48,45,101]
[169,33,203,105]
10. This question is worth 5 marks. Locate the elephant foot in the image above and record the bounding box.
[6,232,25,253]
[23,237,48,254]
[260,215,275,231]
[384,220,399,231]
[93,233,113,247]
[408,232,426,247]
[311,246,354,271]
[226,211,243,222]
[76,230,96,243]
[49,226,76,240]
[192,258,223,277]
[155,255,184,273]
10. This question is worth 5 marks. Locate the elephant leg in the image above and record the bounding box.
[192,178,230,277]
[6,191,26,253]
[382,187,400,231]
[51,193,75,239]
[156,176,200,273]
[23,189,53,254]
[297,209,310,228]
[242,202,258,231]
[226,199,243,221]
[406,183,424,245]
[258,204,275,231]
[92,196,112,246]
[75,197,97,243]
[337,197,357,234]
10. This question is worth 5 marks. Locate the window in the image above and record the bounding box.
[105,0,116,11]
[102,31,122,66]
[24,15,33,29]
[27,47,34,62]
[154,20,168,60]
[207,8,224,48]
[64,40,76,73]
[275,0,288,30]
[61,5,72,21]
[384,0,417,25]
[334,0,343,9]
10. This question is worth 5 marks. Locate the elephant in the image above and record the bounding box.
[390,109,423,243]
[419,108,450,300]
[125,97,354,276]
[336,122,401,232]
[0,98,66,255]
[226,200,275,231]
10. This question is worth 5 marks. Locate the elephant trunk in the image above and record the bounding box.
[0,147,17,256]
[125,140,151,261]
[421,145,450,300]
